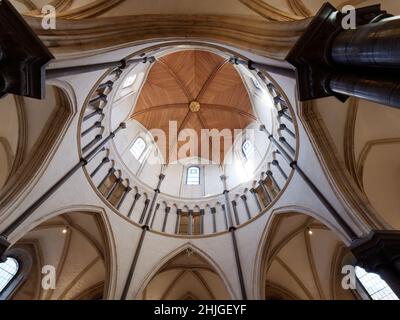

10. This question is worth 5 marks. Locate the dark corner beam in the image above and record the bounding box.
[0,122,126,255]
[229,57,295,79]
[46,56,156,80]
[0,0,53,99]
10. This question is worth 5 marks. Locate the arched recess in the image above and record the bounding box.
[137,244,232,300]
[7,210,114,300]
[360,141,400,230]
[258,211,359,300]
[0,84,74,213]
[299,95,400,232]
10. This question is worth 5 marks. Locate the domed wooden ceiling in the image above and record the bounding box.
[130,50,256,163]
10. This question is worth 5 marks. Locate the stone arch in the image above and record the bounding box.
[135,243,235,300]
[254,206,357,300]
[0,83,75,220]
[6,205,117,300]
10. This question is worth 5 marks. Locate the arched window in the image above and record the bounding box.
[130,137,146,160]
[251,77,261,90]
[0,257,19,293]
[242,140,254,160]
[186,166,200,185]
[355,266,399,300]
[122,74,137,88]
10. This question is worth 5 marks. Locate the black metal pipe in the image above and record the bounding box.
[0,124,125,238]
[120,225,147,300]
[46,57,155,79]
[261,124,358,240]
[230,228,247,300]
[230,57,295,78]
[292,162,358,240]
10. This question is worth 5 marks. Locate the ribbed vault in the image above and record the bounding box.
[130,50,255,163]
[142,250,230,300]
[263,213,358,300]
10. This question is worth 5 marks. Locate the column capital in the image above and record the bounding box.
[350,230,400,272]
[286,2,388,102]
[134,193,141,200]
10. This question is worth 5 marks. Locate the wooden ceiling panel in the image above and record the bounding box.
[130,49,256,163]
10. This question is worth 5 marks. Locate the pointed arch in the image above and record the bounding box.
[253,206,356,300]
[6,205,117,300]
[135,243,235,300]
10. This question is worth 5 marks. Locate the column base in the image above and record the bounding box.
[350,230,400,297]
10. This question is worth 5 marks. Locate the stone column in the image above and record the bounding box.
[127,193,141,218]
[200,209,205,235]
[144,174,165,226]
[286,2,400,108]
[162,206,171,232]
[350,231,400,297]
[211,207,217,233]
[240,195,252,220]
[116,185,132,210]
